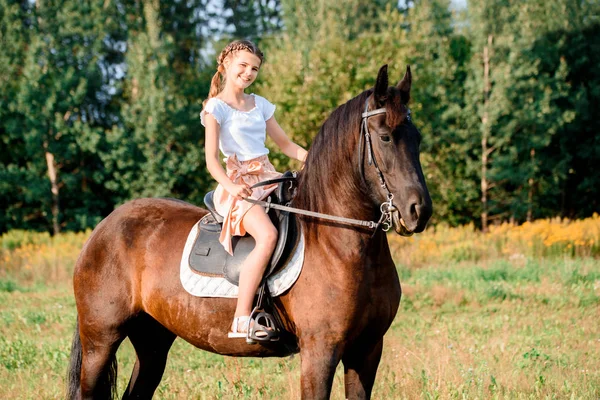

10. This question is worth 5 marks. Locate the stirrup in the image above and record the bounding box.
[247,308,280,344]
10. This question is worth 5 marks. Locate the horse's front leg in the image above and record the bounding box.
[299,338,342,399]
[342,339,383,400]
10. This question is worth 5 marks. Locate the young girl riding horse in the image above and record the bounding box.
[200,40,307,340]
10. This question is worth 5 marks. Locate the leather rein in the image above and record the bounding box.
[244,98,400,232]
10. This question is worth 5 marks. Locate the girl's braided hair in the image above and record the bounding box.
[203,40,264,107]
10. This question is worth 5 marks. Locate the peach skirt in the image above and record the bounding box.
[214,154,282,255]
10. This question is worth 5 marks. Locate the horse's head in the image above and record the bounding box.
[359,65,432,236]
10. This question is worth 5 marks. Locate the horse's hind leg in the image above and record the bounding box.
[121,313,176,400]
[78,322,124,400]
[342,339,383,400]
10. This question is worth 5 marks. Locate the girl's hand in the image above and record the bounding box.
[227,182,253,201]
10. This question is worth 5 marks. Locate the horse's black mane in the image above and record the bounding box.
[294,90,370,214]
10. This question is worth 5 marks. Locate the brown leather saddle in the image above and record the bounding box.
[189,171,299,286]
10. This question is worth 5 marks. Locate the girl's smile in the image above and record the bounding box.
[226,51,262,90]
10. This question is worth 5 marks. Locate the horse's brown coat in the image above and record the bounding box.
[67,65,432,400]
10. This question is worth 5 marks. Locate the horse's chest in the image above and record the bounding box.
[333,269,400,319]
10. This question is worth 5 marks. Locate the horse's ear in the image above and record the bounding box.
[374,64,389,105]
[397,65,412,103]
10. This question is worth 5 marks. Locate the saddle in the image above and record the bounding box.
[189,171,299,286]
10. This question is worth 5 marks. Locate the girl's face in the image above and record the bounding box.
[224,50,261,91]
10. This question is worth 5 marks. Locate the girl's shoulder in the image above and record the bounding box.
[250,93,272,105]
[250,94,276,120]
[201,98,229,126]
[205,96,227,110]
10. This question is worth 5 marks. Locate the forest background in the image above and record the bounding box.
[0,0,598,235]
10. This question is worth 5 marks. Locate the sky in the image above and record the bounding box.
[451,0,467,9]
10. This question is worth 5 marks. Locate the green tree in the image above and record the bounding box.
[0,0,32,232]
[482,0,600,222]
[101,0,211,205]
[221,0,283,40]
[494,1,600,220]
[403,0,478,225]
[462,0,517,230]
[258,0,412,170]
[1,0,119,233]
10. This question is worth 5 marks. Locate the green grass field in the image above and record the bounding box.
[1,256,599,399]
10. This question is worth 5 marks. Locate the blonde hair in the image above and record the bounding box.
[202,40,264,107]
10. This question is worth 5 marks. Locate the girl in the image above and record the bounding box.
[200,40,307,340]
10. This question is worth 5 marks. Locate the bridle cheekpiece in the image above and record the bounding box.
[359,98,400,232]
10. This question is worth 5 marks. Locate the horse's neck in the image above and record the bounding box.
[296,122,387,263]
[300,162,373,217]
[304,226,390,289]
[300,176,384,263]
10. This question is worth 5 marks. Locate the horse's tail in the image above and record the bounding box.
[66,318,82,399]
[66,316,119,399]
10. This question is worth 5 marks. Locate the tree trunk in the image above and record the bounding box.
[481,34,493,232]
[44,144,60,235]
[527,148,535,222]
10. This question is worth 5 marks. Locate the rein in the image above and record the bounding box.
[246,175,377,228]
[244,99,399,233]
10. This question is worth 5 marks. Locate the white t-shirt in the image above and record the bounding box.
[200,94,276,161]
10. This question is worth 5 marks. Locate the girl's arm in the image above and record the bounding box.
[204,114,252,200]
[266,117,308,163]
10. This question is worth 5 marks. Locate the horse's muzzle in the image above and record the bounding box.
[392,189,432,236]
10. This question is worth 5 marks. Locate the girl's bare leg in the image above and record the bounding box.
[234,205,278,322]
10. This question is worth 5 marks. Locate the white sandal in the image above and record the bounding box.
[228,315,275,345]
[228,316,251,338]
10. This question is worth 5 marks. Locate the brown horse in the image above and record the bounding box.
[67,65,432,399]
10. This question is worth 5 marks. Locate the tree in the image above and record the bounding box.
[463,0,516,230]
[258,0,412,170]
[497,1,600,220]
[0,0,31,232]
[220,0,283,40]
[101,0,212,205]
[403,0,479,226]
[487,0,600,221]
[1,0,119,234]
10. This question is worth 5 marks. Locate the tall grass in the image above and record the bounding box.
[2,215,598,287]
[0,229,89,286]
[1,258,598,399]
[389,214,600,267]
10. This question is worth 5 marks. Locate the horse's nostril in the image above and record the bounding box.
[403,189,432,230]
[410,203,419,220]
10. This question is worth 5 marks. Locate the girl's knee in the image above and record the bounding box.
[257,226,278,250]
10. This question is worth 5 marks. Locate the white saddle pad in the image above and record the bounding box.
[179,220,304,298]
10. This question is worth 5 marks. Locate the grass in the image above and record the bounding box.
[0,256,599,399]
[388,257,600,399]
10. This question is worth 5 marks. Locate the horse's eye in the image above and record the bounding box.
[380,135,391,143]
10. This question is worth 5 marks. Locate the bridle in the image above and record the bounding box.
[357,98,400,232]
